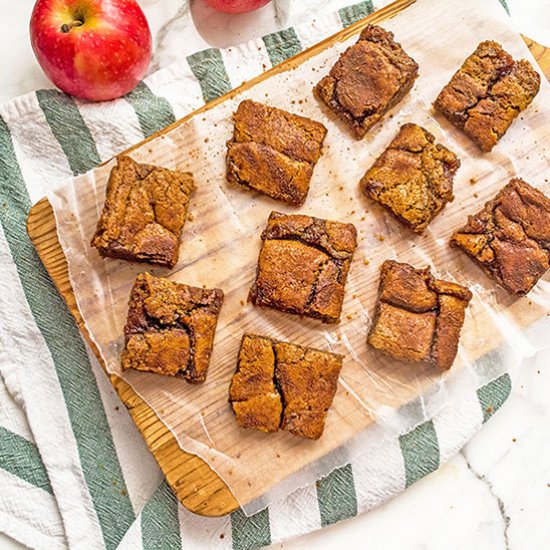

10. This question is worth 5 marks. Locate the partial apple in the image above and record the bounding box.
[30,0,152,102]
[204,0,272,14]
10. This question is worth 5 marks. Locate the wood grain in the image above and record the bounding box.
[26,0,550,517]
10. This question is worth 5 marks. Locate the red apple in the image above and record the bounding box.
[30,0,152,102]
[204,0,272,14]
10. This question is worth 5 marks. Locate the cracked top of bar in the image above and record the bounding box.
[229,334,343,440]
[451,178,550,295]
[226,100,327,206]
[314,24,419,139]
[434,41,540,152]
[361,123,460,233]
[121,272,224,383]
[368,260,472,371]
[91,155,195,268]
[249,212,358,323]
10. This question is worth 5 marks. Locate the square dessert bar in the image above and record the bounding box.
[91,155,195,268]
[229,334,343,440]
[226,100,327,206]
[249,212,358,323]
[314,25,418,139]
[434,41,541,152]
[368,260,472,371]
[450,178,550,295]
[360,123,460,233]
[121,273,224,383]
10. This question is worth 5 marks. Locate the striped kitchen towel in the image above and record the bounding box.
[0,0,518,549]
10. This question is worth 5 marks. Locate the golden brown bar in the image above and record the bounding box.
[434,41,540,152]
[226,100,327,206]
[91,156,195,267]
[314,25,418,139]
[121,273,224,383]
[451,178,550,295]
[249,212,357,323]
[229,334,343,440]
[368,260,472,370]
[361,123,460,233]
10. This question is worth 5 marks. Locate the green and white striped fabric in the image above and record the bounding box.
[0,1,516,549]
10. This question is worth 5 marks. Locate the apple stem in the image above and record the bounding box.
[60,20,83,33]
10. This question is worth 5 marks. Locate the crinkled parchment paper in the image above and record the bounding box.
[49,0,550,513]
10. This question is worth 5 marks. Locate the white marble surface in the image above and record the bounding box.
[1,1,550,549]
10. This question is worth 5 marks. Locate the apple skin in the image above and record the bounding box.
[204,0,272,14]
[30,0,152,102]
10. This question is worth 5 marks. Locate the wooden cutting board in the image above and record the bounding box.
[26,0,550,517]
